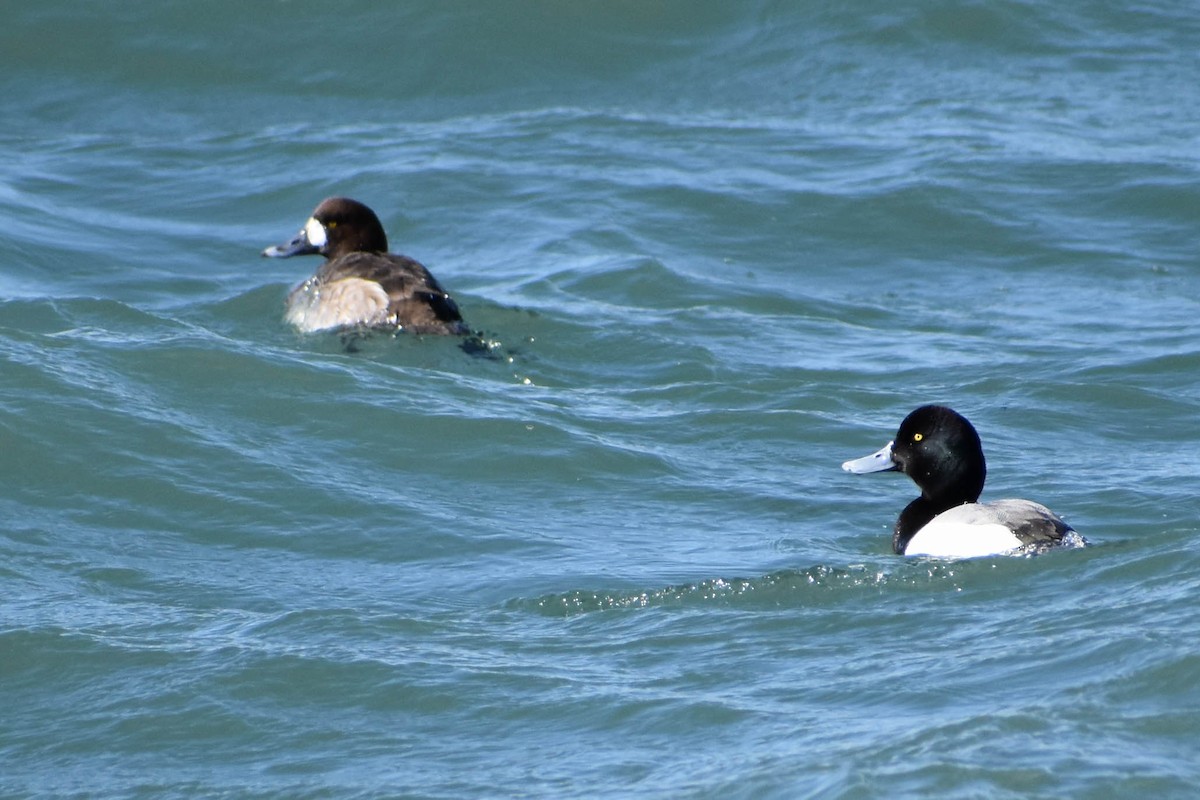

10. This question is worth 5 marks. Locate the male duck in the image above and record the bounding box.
[262,197,467,335]
[842,405,1082,558]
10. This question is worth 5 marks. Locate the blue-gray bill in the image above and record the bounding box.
[841,442,898,474]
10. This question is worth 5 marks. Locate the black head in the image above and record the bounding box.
[891,405,986,506]
[262,196,389,260]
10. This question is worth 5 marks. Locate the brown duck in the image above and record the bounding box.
[262,197,467,335]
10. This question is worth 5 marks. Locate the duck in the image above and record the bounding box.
[842,405,1082,558]
[262,197,468,335]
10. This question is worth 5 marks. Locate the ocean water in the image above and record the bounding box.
[2,1,1199,797]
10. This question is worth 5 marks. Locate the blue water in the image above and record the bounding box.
[3,2,1200,797]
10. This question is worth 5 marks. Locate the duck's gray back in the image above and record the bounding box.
[982,499,1073,548]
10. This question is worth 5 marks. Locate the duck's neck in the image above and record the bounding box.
[893,498,933,554]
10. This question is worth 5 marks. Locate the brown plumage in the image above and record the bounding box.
[262,197,467,335]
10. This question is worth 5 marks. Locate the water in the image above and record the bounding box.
[2,1,1199,797]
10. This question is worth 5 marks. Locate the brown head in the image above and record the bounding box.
[262,197,389,260]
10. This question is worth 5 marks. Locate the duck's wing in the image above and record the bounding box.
[320,253,466,334]
[902,499,1079,558]
[981,499,1073,548]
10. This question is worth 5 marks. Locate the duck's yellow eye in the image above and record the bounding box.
[913,433,923,442]
[327,221,338,229]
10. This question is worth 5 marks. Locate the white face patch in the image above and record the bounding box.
[304,216,327,249]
